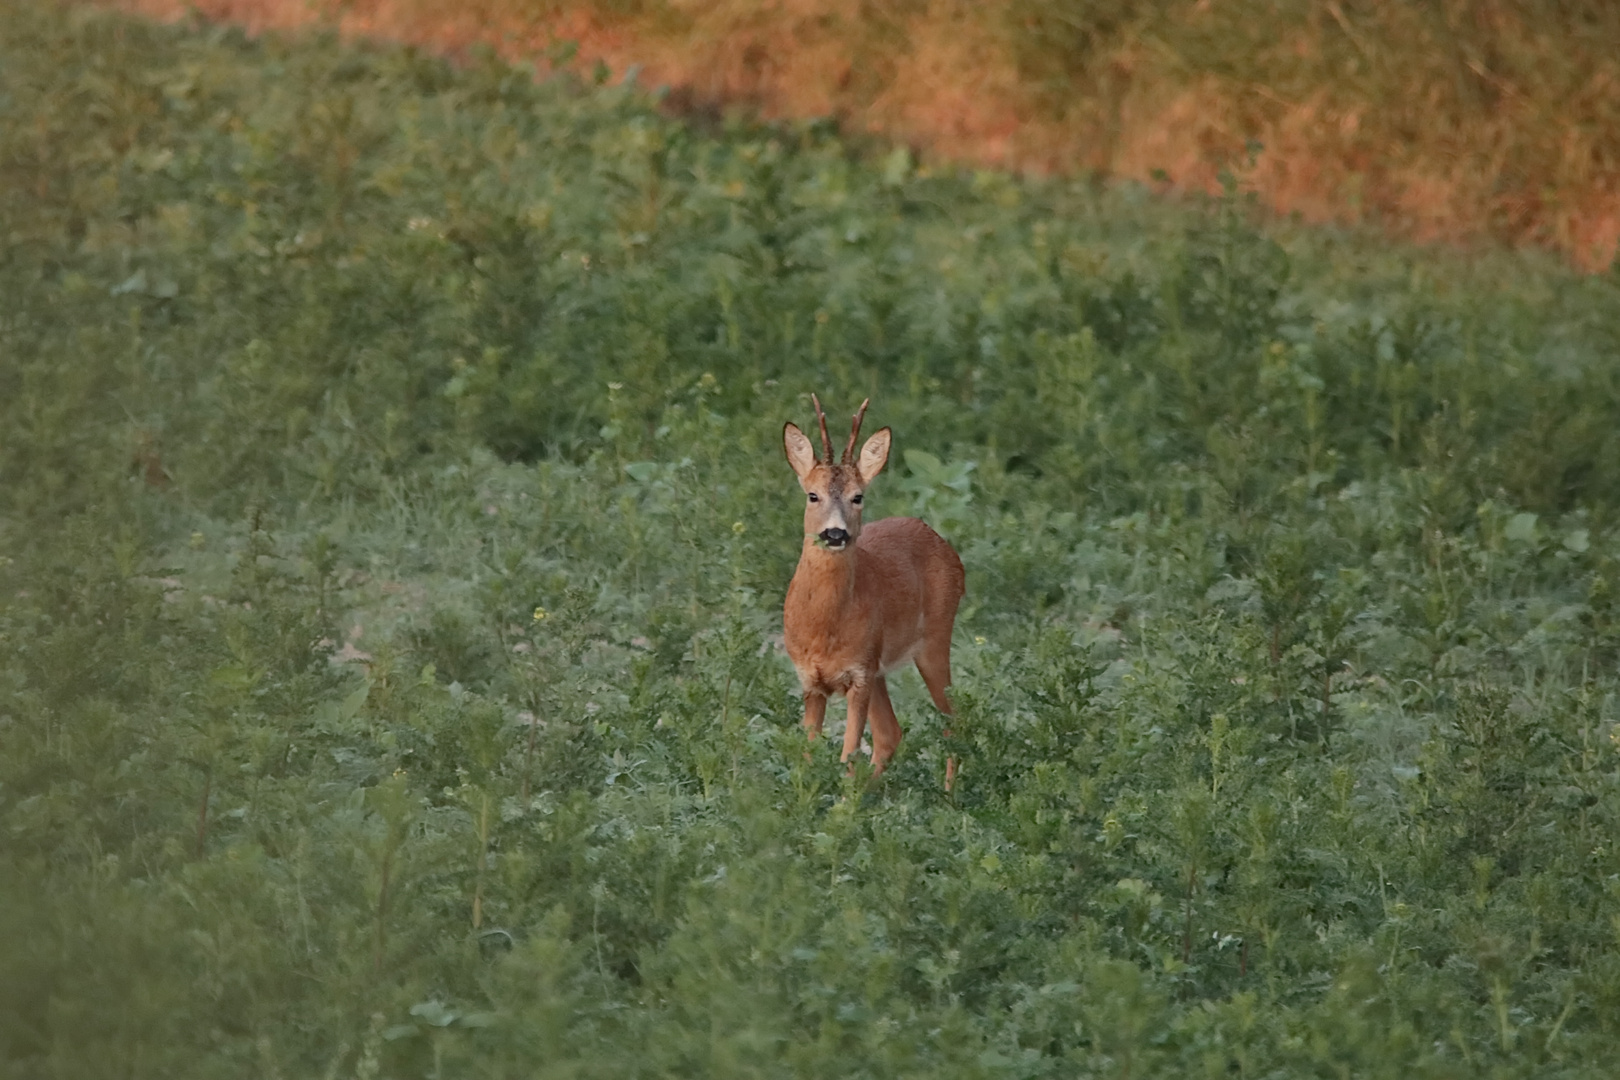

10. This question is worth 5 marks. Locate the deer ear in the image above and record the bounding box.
[783,422,817,480]
[858,427,891,481]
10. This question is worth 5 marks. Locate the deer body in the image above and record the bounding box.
[782,398,964,777]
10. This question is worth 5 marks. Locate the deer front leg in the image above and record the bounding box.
[842,680,872,763]
[802,692,828,740]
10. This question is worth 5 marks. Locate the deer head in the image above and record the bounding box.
[782,395,891,552]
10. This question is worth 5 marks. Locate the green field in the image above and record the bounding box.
[7,3,1620,1075]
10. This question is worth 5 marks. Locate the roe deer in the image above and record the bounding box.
[782,395,964,784]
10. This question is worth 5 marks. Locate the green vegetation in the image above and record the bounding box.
[6,2,1620,1075]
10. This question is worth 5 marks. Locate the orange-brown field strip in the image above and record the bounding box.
[85,0,1620,271]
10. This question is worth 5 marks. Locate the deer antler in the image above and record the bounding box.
[842,399,870,464]
[810,394,833,463]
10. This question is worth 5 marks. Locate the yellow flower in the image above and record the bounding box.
[533,606,548,622]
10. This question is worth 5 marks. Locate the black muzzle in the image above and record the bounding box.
[818,528,850,549]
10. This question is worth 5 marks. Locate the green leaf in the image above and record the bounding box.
[337,680,370,721]
[1504,512,1539,543]
[409,1000,457,1027]
[623,462,659,482]
[110,269,148,295]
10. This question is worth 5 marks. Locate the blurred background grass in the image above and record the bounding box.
[94,0,1620,270]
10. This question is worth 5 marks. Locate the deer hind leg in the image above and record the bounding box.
[841,681,872,764]
[916,630,958,791]
[915,635,955,716]
[867,676,902,773]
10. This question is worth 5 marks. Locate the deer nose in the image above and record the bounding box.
[818,527,850,549]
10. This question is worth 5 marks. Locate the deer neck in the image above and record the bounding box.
[792,541,858,620]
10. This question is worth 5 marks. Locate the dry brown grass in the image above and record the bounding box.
[87,0,1620,270]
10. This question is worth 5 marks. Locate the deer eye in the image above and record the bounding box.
[851,494,863,505]
[807,493,819,502]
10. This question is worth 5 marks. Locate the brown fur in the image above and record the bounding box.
[782,402,964,780]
